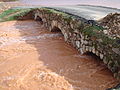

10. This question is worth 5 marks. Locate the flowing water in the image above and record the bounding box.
[0,20,118,90]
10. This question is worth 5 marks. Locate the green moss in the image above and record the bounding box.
[101,35,114,45]
[83,25,104,33]
[40,8,73,21]
[92,25,104,31]
[82,25,120,46]
[93,43,98,49]
[0,8,33,22]
[40,8,60,14]
[82,25,99,36]
[0,9,21,18]
[63,16,72,23]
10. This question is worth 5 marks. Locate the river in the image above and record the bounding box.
[0,20,118,90]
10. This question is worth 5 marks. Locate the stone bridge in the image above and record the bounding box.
[18,7,120,79]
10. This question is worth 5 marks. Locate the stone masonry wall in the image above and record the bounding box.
[19,8,120,79]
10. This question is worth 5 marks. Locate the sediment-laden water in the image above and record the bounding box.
[0,20,118,90]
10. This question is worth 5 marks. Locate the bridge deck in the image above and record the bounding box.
[49,5,120,20]
[13,5,120,20]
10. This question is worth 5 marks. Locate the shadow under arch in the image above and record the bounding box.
[35,15,43,24]
[51,26,62,32]
[83,51,101,60]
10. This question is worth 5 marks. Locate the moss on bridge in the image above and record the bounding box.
[0,8,33,22]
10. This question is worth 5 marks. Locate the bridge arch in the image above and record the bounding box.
[35,15,43,24]
[83,51,101,60]
[51,26,61,32]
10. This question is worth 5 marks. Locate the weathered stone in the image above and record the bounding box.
[92,47,96,54]
[82,45,86,52]
[88,47,92,52]
[76,41,80,48]
[52,20,58,27]
[83,40,89,45]
[108,61,114,69]
[64,33,68,41]
[103,57,108,64]
[100,53,104,60]
[97,39,103,43]
[95,50,99,56]
[112,48,120,55]
[103,30,108,34]
[81,39,84,45]
[85,46,89,51]
[80,48,84,54]
[73,30,79,34]
[76,34,81,40]
[100,13,120,38]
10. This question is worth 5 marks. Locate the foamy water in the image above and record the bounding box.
[0,33,62,48]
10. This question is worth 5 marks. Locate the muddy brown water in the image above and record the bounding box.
[0,20,118,90]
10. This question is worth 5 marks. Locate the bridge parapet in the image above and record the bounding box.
[20,8,120,79]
